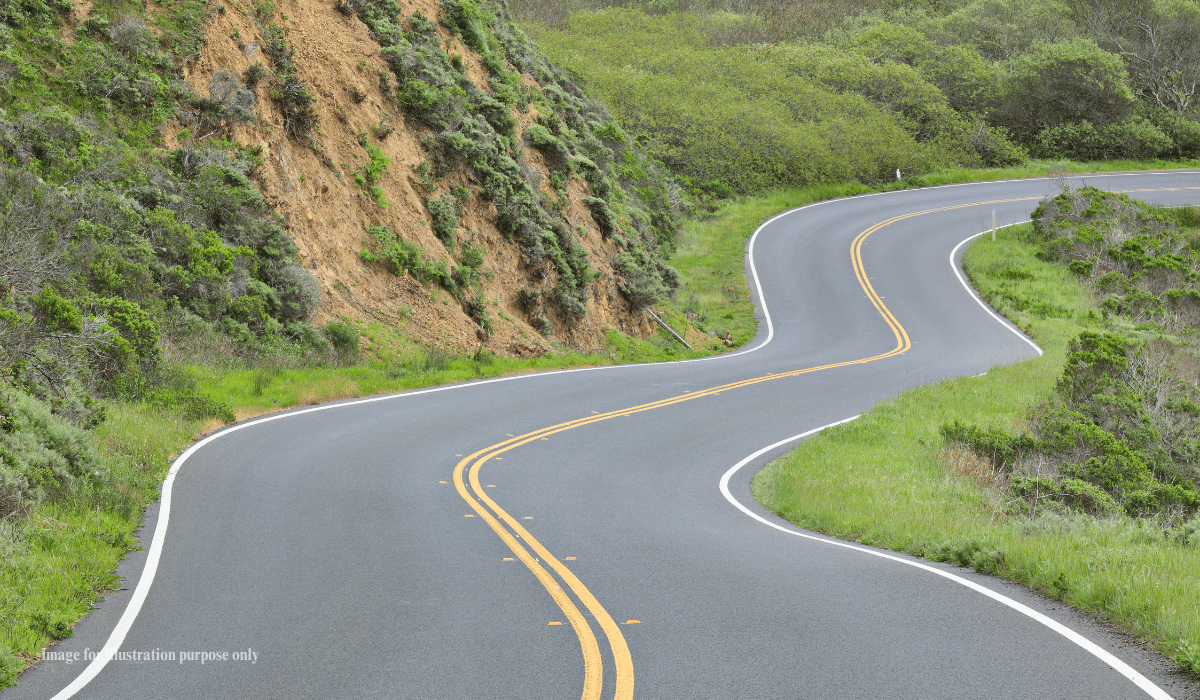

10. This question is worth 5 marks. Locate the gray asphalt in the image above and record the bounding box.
[9,172,1200,700]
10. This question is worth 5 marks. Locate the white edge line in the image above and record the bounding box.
[48,172,1189,697]
[717,418,1173,700]
[950,223,1044,357]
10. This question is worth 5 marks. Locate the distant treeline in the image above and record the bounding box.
[517,0,1200,195]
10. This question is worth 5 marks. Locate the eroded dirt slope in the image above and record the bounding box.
[172,0,660,358]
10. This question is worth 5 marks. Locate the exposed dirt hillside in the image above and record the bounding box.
[171,0,662,358]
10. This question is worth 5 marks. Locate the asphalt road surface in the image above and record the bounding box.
[9,172,1200,700]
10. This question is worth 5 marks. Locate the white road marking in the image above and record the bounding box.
[950,225,1043,356]
[717,420,1173,700]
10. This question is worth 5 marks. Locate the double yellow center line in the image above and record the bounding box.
[452,195,1044,700]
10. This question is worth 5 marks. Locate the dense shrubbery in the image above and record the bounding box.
[519,0,1200,195]
[0,0,342,530]
[946,190,1200,522]
[347,0,681,326]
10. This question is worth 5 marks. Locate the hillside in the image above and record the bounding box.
[177,0,685,357]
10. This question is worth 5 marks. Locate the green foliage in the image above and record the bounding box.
[946,188,1200,520]
[0,385,103,513]
[1029,185,1195,328]
[523,123,570,170]
[425,193,459,247]
[342,0,686,321]
[244,61,267,88]
[1032,117,1173,161]
[613,247,679,310]
[515,287,540,314]
[0,649,19,689]
[993,39,1136,139]
[30,287,82,334]
[322,321,360,355]
[354,144,390,208]
[360,224,453,288]
[523,10,1021,195]
[582,196,616,236]
[260,23,321,143]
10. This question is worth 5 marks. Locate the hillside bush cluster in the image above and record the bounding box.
[946,191,1200,527]
[518,0,1200,196]
[0,1,356,529]
[348,0,681,327]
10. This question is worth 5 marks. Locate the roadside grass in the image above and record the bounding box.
[1,405,199,677]
[751,223,1200,676]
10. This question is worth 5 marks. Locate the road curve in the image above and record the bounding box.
[8,172,1200,700]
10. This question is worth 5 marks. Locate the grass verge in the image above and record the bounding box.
[751,223,1200,677]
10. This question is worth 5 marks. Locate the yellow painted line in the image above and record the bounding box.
[453,453,605,700]
[449,195,1087,700]
[455,454,462,457]
[439,481,447,484]
[625,620,640,624]
[548,621,563,626]
[464,514,474,518]
[487,484,496,488]
[502,557,514,561]
[565,557,576,560]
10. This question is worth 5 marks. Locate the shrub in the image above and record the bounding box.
[322,321,359,355]
[1032,118,1173,161]
[515,288,539,314]
[261,25,320,143]
[108,15,152,56]
[582,196,615,237]
[613,248,672,311]
[354,144,389,208]
[244,61,267,88]
[425,193,459,247]
[524,123,570,170]
[993,39,1135,140]
[197,69,256,129]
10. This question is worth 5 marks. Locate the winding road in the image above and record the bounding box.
[8,172,1200,700]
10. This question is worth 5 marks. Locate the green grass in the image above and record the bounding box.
[1,404,200,673]
[751,223,1200,677]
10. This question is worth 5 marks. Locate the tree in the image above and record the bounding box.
[992,38,1136,139]
[1068,0,1200,111]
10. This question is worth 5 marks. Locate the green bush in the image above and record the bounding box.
[1032,117,1173,161]
[322,321,360,355]
[425,193,459,247]
[582,196,615,236]
[993,39,1135,140]
[0,386,103,510]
